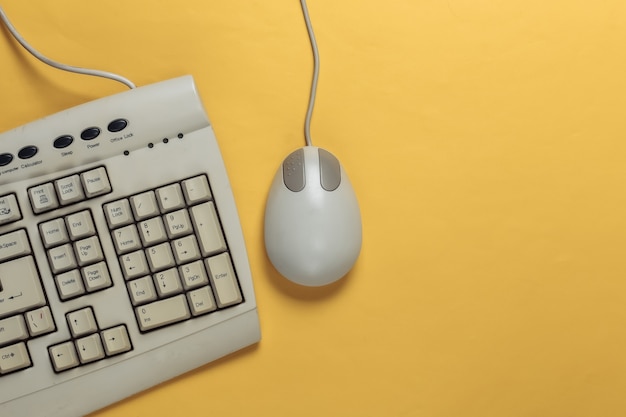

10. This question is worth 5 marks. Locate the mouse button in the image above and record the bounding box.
[282,148,305,192]
[319,148,341,191]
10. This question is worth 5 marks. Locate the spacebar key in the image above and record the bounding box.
[135,295,190,331]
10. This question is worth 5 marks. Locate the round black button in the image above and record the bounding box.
[0,153,13,166]
[18,146,38,159]
[54,135,74,149]
[81,127,101,140]
[108,118,128,133]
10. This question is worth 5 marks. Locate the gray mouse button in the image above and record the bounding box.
[319,148,341,191]
[282,148,305,192]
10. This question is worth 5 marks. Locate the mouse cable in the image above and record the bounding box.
[300,0,320,147]
[0,5,136,89]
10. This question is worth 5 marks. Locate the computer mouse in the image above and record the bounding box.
[264,146,362,286]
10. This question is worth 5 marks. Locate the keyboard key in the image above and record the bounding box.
[145,242,175,272]
[179,260,209,290]
[28,182,59,213]
[0,256,46,319]
[0,229,31,262]
[76,333,105,364]
[187,286,216,316]
[55,174,85,205]
[135,295,190,331]
[138,216,167,246]
[67,307,98,337]
[172,235,201,264]
[163,208,192,238]
[0,342,31,374]
[25,306,55,337]
[66,210,96,240]
[49,341,80,372]
[104,199,134,228]
[156,183,185,213]
[153,268,183,297]
[182,175,212,204]
[82,262,112,292]
[120,250,149,280]
[0,315,29,346]
[54,269,86,300]
[190,202,226,256]
[112,224,142,254]
[101,325,132,356]
[206,253,242,308]
[130,191,159,220]
[47,244,77,273]
[39,218,70,248]
[81,167,111,197]
[74,236,104,266]
[0,194,21,225]
[127,276,157,306]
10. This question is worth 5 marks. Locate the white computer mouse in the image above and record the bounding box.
[264,146,362,286]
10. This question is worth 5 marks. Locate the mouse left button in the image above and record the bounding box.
[282,148,305,192]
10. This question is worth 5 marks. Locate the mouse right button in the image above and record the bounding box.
[319,148,341,191]
[282,148,305,192]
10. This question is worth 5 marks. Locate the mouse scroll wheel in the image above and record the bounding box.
[319,148,341,191]
[282,148,306,192]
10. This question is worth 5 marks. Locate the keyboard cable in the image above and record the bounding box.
[0,4,136,89]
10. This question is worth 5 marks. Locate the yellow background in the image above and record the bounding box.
[2,1,626,416]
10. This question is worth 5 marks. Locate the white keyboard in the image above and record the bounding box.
[0,76,261,417]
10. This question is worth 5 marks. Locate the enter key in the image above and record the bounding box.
[0,256,46,319]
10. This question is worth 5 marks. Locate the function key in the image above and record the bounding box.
[107,119,128,133]
[81,127,101,141]
[18,146,38,159]
[0,153,13,166]
[54,135,74,149]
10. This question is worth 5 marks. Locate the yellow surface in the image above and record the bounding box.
[2,1,626,416]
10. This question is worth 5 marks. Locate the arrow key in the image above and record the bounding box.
[48,341,79,372]
[101,325,132,356]
[76,333,105,364]
[66,307,98,337]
